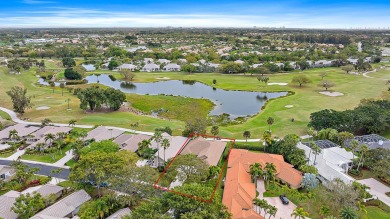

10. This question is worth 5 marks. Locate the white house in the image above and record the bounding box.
[347,58,359,65]
[142,63,160,72]
[158,59,171,64]
[144,58,154,63]
[234,60,245,65]
[117,63,137,71]
[0,165,15,181]
[252,63,263,68]
[313,60,332,68]
[297,141,355,184]
[163,63,181,71]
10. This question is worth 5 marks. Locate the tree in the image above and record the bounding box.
[6,86,32,114]
[291,207,309,219]
[166,154,209,183]
[299,164,318,175]
[60,82,65,96]
[8,129,19,142]
[349,140,359,160]
[50,168,63,184]
[108,60,120,70]
[182,64,197,73]
[49,81,55,93]
[120,70,136,81]
[318,80,335,91]
[210,125,219,138]
[68,119,77,127]
[292,75,311,87]
[356,144,368,171]
[104,88,126,111]
[312,144,321,165]
[243,130,251,142]
[10,160,40,186]
[11,192,45,219]
[264,162,277,184]
[301,173,319,190]
[249,162,263,183]
[152,131,163,167]
[339,206,358,219]
[161,138,170,163]
[262,130,272,151]
[80,140,119,155]
[373,159,390,182]
[182,117,208,137]
[319,72,328,79]
[137,139,155,159]
[41,118,52,127]
[44,133,55,149]
[64,68,82,80]
[62,57,76,68]
[267,117,274,131]
[341,65,355,74]
[125,200,171,219]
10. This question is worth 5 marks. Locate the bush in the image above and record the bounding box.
[234,143,264,151]
[65,79,87,85]
[64,68,82,80]
[108,74,117,81]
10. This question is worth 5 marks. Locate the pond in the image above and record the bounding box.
[85,74,288,118]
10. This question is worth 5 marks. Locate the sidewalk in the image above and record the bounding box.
[53,149,74,167]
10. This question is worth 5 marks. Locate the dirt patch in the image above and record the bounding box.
[268,82,288,86]
[36,106,51,110]
[319,91,344,97]
[156,77,170,80]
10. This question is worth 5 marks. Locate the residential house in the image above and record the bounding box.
[106,208,131,219]
[234,60,245,65]
[81,64,96,72]
[313,60,332,68]
[32,190,91,219]
[177,58,187,64]
[85,126,124,142]
[117,64,137,71]
[345,134,390,150]
[0,124,41,143]
[163,63,181,71]
[27,126,72,145]
[115,134,151,152]
[141,63,160,72]
[144,58,154,64]
[207,63,220,69]
[157,59,171,64]
[297,141,355,183]
[0,191,19,219]
[22,184,64,199]
[252,63,263,68]
[347,58,359,65]
[151,134,189,167]
[180,137,227,166]
[0,165,15,181]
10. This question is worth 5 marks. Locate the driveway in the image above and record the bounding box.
[256,180,296,219]
[358,178,390,207]
[0,160,70,179]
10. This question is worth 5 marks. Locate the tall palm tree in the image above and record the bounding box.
[264,162,277,184]
[161,138,170,164]
[8,129,19,142]
[357,144,368,171]
[243,131,251,142]
[268,206,277,219]
[56,132,66,154]
[68,119,77,127]
[312,144,321,165]
[339,206,358,219]
[262,130,272,152]
[249,162,263,184]
[291,207,309,219]
[44,133,55,148]
[152,131,163,167]
[267,117,274,131]
[349,139,359,160]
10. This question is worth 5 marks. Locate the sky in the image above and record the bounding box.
[0,0,390,28]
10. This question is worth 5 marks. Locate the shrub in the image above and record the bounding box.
[64,68,82,80]
[234,143,264,151]
[65,79,87,85]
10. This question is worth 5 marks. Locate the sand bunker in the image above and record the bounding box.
[285,105,294,108]
[156,77,170,80]
[36,106,51,110]
[319,91,344,97]
[268,82,288,86]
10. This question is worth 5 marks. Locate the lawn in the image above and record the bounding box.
[21,144,72,163]
[0,62,389,138]
[65,159,76,167]
[0,149,16,158]
[362,206,390,219]
[0,109,11,120]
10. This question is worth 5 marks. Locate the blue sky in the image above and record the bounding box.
[0,0,389,28]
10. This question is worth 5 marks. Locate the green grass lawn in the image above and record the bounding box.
[21,145,72,163]
[0,109,11,120]
[362,206,390,219]
[1,63,389,138]
[65,159,76,167]
[0,149,16,158]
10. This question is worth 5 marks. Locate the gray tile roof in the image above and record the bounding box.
[0,124,40,139]
[0,190,20,219]
[106,208,131,219]
[86,126,124,142]
[33,190,91,218]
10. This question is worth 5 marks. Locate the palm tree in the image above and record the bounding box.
[161,138,170,164]
[152,131,163,167]
[44,133,55,148]
[349,139,359,160]
[262,130,272,152]
[56,132,66,154]
[249,162,263,184]
[8,129,19,142]
[41,118,52,127]
[291,207,309,219]
[35,143,45,153]
[319,206,331,218]
[268,206,277,219]
[312,144,321,165]
[267,117,274,131]
[339,206,357,219]
[60,82,65,96]
[357,144,368,171]
[68,119,77,127]
[243,130,251,142]
[264,162,277,184]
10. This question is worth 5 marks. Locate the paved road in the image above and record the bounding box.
[0,160,70,179]
[358,178,390,207]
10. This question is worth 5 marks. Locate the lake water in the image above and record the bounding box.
[85,74,288,118]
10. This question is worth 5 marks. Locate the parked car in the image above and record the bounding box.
[279,194,289,205]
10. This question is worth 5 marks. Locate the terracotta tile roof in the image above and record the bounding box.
[223,149,303,219]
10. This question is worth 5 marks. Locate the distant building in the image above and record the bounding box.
[345,134,390,150]
[163,63,181,71]
[117,64,137,71]
[142,63,160,72]
[81,64,96,72]
[157,59,171,64]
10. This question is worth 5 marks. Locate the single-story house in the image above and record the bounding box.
[27,126,72,144]
[177,58,187,64]
[141,63,160,72]
[117,64,137,71]
[198,59,206,64]
[22,184,64,199]
[297,141,354,184]
[85,126,124,142]
[252,63,263,68]
[345,134,390,150]
[144,58,154,63]
[0,165,15,181]
[115,134,151,152]
[163,63,181,71]
[0,190,20,219]
[81,64,96,72]
[32,190,91,219]
[207,63,220,69]
[347,58,359,65]
[0,124,41,143]
[180,137,227,166]
[106,208,131,219]
[313,60,332,68]
[151,134,189,167]
[234,60,245,65]
[190,63,200,67]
